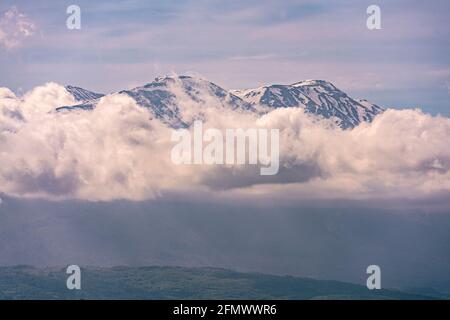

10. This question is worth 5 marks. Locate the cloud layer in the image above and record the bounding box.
[1,82,450,205]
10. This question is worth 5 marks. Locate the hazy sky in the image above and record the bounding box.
[0,0,449,115]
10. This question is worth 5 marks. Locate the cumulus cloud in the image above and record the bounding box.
[251,108,450,201]
[0,6,35,50]
[0,81,450,206]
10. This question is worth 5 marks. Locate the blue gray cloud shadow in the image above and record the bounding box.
[1,195,450,293]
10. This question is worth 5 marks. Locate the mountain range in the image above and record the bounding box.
[58,76,384,129]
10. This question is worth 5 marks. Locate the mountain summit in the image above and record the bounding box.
[59,76,254,128]
[232,80,384,129]
[59,76,384,129]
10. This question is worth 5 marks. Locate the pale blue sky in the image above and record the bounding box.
[0,0,449,115]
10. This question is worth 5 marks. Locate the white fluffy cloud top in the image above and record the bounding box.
[1,82,450,205]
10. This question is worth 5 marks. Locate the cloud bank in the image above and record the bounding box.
[0,82,450,206]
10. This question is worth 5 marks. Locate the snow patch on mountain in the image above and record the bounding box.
[65,85,104,102]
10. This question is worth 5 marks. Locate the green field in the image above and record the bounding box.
[0,266,442,300]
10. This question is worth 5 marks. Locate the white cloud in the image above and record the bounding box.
[0,82,449,206]
[21,82,76,118]
[0,6,35,50]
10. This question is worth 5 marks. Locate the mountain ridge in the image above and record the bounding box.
[59,76,384,129]
[64,85,104,102]
[0,265,436,300]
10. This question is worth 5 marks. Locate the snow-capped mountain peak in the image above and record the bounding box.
[59,76,254,128]
[232,80,384,129]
